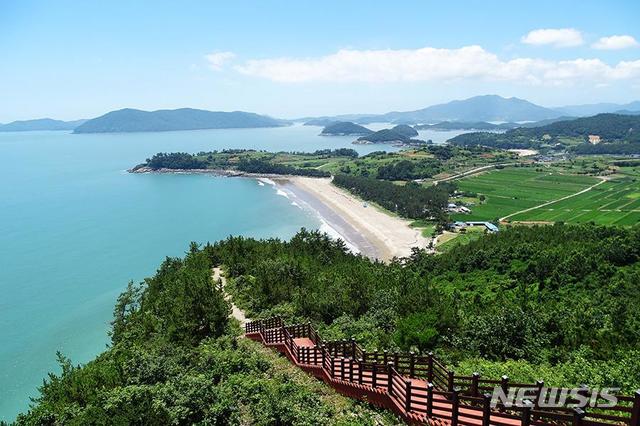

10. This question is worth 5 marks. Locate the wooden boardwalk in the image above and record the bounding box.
[246,318,640,426]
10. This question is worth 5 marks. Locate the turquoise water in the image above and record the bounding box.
[0,124,458,421]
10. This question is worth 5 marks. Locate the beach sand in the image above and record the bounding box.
[284,177,429,261]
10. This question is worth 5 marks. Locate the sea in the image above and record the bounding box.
[0,123,464,421]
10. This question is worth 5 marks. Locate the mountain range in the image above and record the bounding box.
[3,96,640,133]
[301,95,640,125]
[0,118,87,132]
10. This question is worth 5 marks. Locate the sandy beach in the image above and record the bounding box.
[285,177,430,261]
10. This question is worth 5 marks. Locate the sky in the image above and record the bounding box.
[1,0,640,122]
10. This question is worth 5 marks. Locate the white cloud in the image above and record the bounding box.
[234,45,640,86]
[521,28,584,47]
[592,35,639,50]
[205,51,236,71]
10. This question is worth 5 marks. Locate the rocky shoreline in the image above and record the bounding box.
[127,166,321,180]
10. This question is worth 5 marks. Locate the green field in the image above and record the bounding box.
[452,168,599,222]
[510,177,640,226]
[437,226,486,252]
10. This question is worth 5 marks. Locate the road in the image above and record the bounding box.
[499,178,607,222]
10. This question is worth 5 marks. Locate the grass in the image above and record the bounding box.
[437,226,486,252]
[509,176,640,226]
[410,220,437,237]
[452,167,599,222]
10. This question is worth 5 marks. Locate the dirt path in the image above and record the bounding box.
[212,267,248,327]
[499,178,607,222]
[431,163,518,184]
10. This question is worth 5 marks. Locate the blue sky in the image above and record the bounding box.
[1,0,639,121]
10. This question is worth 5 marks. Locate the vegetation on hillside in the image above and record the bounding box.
[216,225,640,391]
[449,113,640,154]
[320,121,372,136]
[14,244,396,425]
[74,108,287,133]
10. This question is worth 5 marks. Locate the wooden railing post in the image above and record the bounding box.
[405,379,412,412]
[501,375,509,395]
[330,356,335,378]
[351,337,356,357]
[534,380,544,412]
[341,358,346,381]
[372,363,378,388]
[482,393,492,426]
[394,352,399,369]
[451,387,460,426]
[471,372,480,396]
[387,362,394,396]
[409,352,416,378]
[500,375,509,411]
[572,408,585,426]
[427,383,434,418]
[427,352,434,384]
[521,399,533,426]
[362,349,367,363]
[349,358,354,382]
[383,349,388,365]
[358,359,364,385]
[631,390,640,426]
[448,370,455,392]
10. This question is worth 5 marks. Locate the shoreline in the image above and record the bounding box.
[129,168,429,261]
[284,177,429,261]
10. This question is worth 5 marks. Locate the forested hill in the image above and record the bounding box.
[0,118,87,132]
[508,113,640,140]
[449,113,640,153]
[218,224,640,389]
[320,121,372,135]
[14,224,640,423]
[73,108,288,133]
[14,240,396,425]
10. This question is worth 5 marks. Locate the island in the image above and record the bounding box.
[73,108,289,133]
[0,118,87,132]
[355,124,423,145]
[319,121,373,136]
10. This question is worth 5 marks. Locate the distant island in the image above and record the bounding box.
[0,118,87,132]
[303,118,336,126]
[319,121,372,136]
[356,124,423,145]
[73,108,289,133]
[415,121,518,131]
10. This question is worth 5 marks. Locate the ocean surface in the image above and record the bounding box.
[0,124,463,421]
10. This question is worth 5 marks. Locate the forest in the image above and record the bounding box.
[215,225,640,390]
[13,243,394,425]
[14,224,640,424]
[449,113,640,153]
[332,175,455,220]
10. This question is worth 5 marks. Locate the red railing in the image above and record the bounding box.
[245,317,640,426]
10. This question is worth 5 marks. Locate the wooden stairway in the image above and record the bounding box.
[245,318,640,426]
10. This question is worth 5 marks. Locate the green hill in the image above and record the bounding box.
[0,118,87,132]
[74,108,288,133]
[320,121,372,136]
[449,113,640,153]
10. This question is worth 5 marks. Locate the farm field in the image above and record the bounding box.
[451,167,600,222]
[509,177,640,226]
